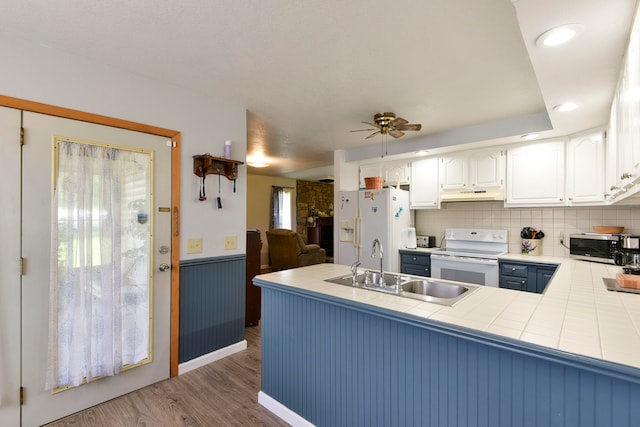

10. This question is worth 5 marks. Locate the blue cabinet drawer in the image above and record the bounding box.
[500,263,528,278]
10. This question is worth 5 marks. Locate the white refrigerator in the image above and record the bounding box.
[337,188,411,272]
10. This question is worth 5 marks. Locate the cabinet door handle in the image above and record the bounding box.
[521,280,526,284]
[412,257,417,261]
[512,267,516,272]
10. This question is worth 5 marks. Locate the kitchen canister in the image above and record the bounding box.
[521,238,542,255]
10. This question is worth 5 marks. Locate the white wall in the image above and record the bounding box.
[415,202,640,257]
[0,32,247,260]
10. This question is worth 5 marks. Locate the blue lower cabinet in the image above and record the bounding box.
[400,250,430,277]
[499,261,557,294]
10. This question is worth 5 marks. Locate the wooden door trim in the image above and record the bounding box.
[1,94,182,377]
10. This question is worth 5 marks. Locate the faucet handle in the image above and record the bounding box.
[395,275,403,293]
[364,270,372,285]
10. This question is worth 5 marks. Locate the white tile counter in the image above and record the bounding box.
[255,257,640,370]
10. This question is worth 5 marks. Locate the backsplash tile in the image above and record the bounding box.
[414,202,640,257]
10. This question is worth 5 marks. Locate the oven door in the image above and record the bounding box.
[431,253,499,287]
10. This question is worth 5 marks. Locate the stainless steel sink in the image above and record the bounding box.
[401,280,467,298]
[324,271,479,306]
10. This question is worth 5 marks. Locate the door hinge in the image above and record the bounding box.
[20,127,25,146]
[20,386,25,405]
[20,257,26,275]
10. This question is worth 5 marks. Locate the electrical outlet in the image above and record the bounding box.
[224,235,237,250]
[186,238,203,254]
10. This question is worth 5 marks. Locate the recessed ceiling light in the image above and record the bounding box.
[553,102,579,112]
[536,24,583,48]
[416,150,429,156]
[521,133,540,140]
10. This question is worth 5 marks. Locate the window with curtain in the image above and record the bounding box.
[46,137,153,391]
[270,186,294,230]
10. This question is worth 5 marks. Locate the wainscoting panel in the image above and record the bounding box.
[179,255,245,363]
[261,287,640,427]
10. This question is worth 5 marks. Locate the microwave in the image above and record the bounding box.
[569,234,620,264]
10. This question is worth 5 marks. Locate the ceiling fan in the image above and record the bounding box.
[351,112,422,139]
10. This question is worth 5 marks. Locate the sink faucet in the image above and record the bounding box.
[351,261,361,286]
[371,238,384,286]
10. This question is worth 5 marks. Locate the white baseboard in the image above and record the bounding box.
[258,391,316,427]
[178,340,247,375]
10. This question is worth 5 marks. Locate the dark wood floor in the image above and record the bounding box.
[45,326,289,427]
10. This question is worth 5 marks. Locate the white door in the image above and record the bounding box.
[0,107,22,426]
[21,112,172,426]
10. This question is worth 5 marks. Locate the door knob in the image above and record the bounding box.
[159,263,171,272]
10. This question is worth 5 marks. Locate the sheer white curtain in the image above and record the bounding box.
[270,186,294,230]
[46,140,152,390]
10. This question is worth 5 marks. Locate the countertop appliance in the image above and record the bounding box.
[616,234,640,268]
[570,233,620,264]
[416,235,436,248]
[431,228,508,287]
[336,188,411,272]
[402,227,417,249]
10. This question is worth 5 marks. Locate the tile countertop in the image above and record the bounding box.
[255,257,640,370]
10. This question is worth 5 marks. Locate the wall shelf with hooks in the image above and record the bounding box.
[193,155,244,181]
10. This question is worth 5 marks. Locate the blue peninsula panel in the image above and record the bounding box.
[259,284,640,427]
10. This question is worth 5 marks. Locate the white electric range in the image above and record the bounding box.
[430,228,508,287]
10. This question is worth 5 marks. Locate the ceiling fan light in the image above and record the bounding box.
[536,24,583,48]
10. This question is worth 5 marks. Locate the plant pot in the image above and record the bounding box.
[364,176,384,189]
[521,238,542,256]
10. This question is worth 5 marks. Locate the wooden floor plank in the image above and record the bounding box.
[45,326,289,427]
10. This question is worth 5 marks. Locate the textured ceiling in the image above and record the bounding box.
[0,0,636,179]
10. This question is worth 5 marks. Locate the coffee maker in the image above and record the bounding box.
[615,235,640,274]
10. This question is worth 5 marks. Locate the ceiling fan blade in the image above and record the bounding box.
[389,129,405,138]
[361,121,381,128]
[350,128,378,133]
[365,131,381,139]
[395,123,422,131]
[390,117,408,127]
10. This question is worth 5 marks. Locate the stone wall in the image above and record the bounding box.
[296,180,334,241]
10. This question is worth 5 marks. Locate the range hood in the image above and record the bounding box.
[440,190,505,202]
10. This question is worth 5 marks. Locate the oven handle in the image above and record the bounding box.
[431,253,498,266]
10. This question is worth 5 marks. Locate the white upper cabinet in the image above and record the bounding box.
[567,132,605,204]
[359,161,410,189]
[383,161,410,187]
[440,149,504,192]
[439,155,467,191]
[469,149,504,190]
[359,163,383,188]
[506,140,566,206]
[410,157,440,209]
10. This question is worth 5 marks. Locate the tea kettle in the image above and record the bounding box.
[402,227,417,249]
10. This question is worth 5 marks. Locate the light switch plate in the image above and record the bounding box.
[224,235,237,250]
[186,238,203,254]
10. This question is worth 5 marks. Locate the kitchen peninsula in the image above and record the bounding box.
[254,260,640,426]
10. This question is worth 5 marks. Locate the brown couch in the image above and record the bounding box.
[266,228,326,271]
